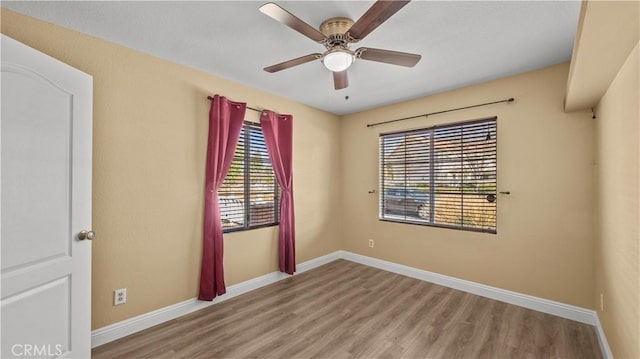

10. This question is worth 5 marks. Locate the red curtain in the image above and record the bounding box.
[261,111,296,274]
[198,95,246,301]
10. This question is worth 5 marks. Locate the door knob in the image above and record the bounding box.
[78,230,95,241]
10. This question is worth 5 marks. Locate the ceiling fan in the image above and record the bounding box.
[259,1,422,90]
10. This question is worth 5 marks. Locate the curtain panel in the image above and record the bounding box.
[198,95,246,301]
[260,110,296,274]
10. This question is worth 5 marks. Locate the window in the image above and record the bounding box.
[379,117,497,233]
[219,121,280,232]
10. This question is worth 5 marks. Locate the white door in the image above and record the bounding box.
[1,34,93,358]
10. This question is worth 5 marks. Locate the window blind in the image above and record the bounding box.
[379,117,497,233]
[219,121,280,232]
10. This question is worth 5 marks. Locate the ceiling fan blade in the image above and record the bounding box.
[333,70,349,90]
[264,53,322,73]
[357,47,421,67]
[259,3,327,42]
[347,1,411,41]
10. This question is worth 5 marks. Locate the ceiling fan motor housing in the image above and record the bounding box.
[320,17,355,48]
[259,1,421,90]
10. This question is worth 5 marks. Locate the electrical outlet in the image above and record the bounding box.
[114,288,127,306]
[368,239,374,248]
[600,293,604,311]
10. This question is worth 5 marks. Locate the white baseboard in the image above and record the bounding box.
[593,312,614,359]
[92,249,610,359]
[91,250,341,348]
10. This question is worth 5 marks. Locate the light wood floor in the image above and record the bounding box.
[93,260,602,359]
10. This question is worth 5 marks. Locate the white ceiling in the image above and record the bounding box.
[3,1,581,115]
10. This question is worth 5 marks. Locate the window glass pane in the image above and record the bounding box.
[219,122,279,232]
[380,131,430,223]
[458,120,496,230]
[379,118,496,233]
[220,127,246,230]
[247,124,279,227]
[433,124,463,227]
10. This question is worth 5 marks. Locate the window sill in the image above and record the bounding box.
[223,222,280,234]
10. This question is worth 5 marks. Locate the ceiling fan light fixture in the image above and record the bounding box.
[322,49,355,72]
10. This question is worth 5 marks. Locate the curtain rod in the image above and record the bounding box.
[366,97,514,128]
[207,96,262,113]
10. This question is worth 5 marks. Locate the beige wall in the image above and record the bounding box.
[1,9,342,329]
[594,42,639,358]
[340,63,596,308]
[565,0,639,111]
